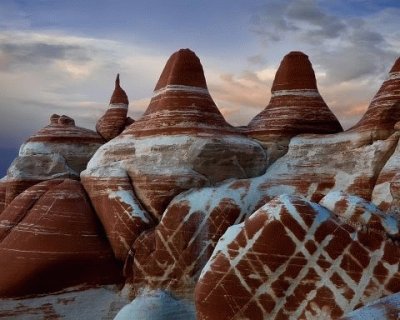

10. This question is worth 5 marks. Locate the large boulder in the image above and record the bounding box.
[195,195,400,319]
[246,51,342,161]
[81,49,267,261]
[0,114,103,210]
[0,179,122,297]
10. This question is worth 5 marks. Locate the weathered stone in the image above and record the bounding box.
[247,51,342,161]
[195,195,400,320]
[351,57,400,138]
[81,49,267,261]
[1,114,103,208]
[0,179,122,297]
[96,74,130,141]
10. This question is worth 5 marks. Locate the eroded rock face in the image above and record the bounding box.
[247,51,342,161]
[1,114,103,208]
[96,74,131,141]
[81,49,267,261]
[131,56,400,302]
[0,179,122,297]
[321,191,400,239]
[131,131,399,296]
[195,195,400,320]
[351,57,400,138]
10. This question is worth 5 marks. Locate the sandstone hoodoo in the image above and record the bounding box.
[247,51,342,160]
[352,57,400,138]
[0,179,122,297]
[96,74,131,141]
[81,48,267,261]
[0,114,103,210]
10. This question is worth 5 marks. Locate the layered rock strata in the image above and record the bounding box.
[0,179,122,297]
[247,51,342,161]
[0,114,103,209]
[195,195,400,319]
[351,57,400,138]
[132,129,399,297]
[96,74,131,141]
[81,49,267,261]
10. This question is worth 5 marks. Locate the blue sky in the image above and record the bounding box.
[0,0,400,176]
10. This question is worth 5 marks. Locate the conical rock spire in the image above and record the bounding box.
[96,74,131,141]
[247,51,342,161]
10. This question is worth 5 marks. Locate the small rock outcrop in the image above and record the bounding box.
[96,74,131,141]
[81,49,267,261]
[0,179,122,297]
[0,114,103,210]
[247,51,342,161]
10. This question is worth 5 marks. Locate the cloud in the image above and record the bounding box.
[0,30,167,148]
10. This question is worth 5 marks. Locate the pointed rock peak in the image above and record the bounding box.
[154,48,208,91]
[390,57,400,73]
[271,51,317,92]
[110,73,129,104]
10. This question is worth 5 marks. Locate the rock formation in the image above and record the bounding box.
[0,114,103,210]
[96,74,131,141]
[246,51,342,161]
[131,55,400,301]
[351,57,400,138]
[0,179,122,297]
[195,195,400,319]
[81,48,267,261]
[1,49,400,319]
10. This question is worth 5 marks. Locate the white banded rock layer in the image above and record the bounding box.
[321,191,400,240]
[247,51,342,161]
[82,49,267,261]
[195,195,400,320]
[351,58,400,138]
[131,128,399,297]
[1,114,103,208]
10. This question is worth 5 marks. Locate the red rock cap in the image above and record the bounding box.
[27,114,103,144]
[154,48,208,90]
[110,74,129,105]
[126,48,234,136]
[271,51,317,92]
[390,57,400,73]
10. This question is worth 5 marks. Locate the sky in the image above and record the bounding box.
[0,0,399,175]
